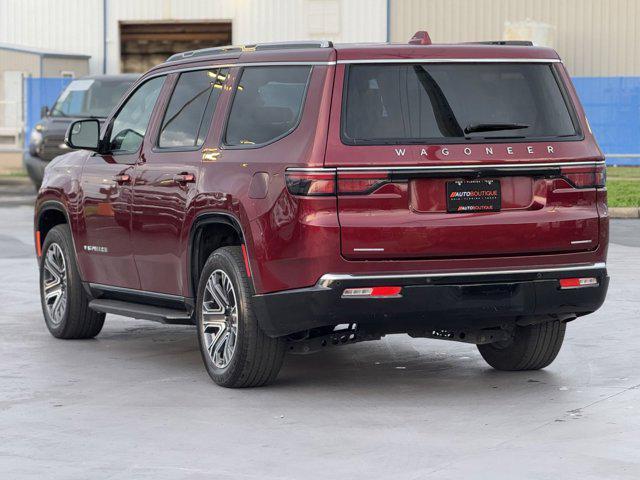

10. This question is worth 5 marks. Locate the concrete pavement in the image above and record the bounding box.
[0,204,639,480]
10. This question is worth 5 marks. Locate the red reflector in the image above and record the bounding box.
[371,286,402,297]
[342,286,402,298]
[559,278,580,288]
[35,231,42,257]
[559,277,598,289]
[241,244,251,278]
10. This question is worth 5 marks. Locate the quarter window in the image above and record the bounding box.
[158,68,228,148]
[108,76,165,154]
[225,66,311,146]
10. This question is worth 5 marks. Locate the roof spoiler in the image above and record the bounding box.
[407,32,534,47]
[408,31,432,45]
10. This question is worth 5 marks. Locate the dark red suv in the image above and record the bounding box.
[34,38,609,387]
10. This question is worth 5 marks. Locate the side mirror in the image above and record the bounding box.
[65,119,100,151]
[40,105,49,118]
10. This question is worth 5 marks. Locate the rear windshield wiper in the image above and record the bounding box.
[464,123,530,134]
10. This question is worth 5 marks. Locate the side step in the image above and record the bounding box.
[88,299,193,325]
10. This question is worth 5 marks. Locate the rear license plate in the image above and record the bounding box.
[446,179,501,213]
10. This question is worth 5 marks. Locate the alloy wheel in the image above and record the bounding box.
[201,269,239,368]
[42,243,68,326]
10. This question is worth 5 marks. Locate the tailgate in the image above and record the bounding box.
[337,162,603,260]
[327,58,604,261]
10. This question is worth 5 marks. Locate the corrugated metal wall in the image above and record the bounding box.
[390,0,640,77]
[0,0,104,71]
[3,0,639,76]
[0,0,386,74]
[105,0,386,72]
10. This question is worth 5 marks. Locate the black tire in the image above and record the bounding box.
[196,246,285,388]
[39,224,105,339]
[477,321,566,371]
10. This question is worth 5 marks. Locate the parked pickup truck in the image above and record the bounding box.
[24,74,138,188]
[34,36,608,388]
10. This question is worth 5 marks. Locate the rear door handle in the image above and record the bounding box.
[114,174,131,184]
[173,173,195,184]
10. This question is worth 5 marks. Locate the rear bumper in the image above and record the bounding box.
[253,263,609,337]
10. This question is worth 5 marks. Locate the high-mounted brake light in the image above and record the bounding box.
[285,172,335,196]
[409,30,432,45]
[559,277,598,289]
[560,165,606,188]
[342,286,402,298]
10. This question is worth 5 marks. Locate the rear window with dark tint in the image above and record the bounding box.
[158,68,228,148]
[343,63,579,144]
[225,66,311,146]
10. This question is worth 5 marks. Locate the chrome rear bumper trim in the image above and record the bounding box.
[317,262,607,287]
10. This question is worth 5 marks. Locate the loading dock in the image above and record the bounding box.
[119,21,232,72]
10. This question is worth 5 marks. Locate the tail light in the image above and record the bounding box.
[285,172,335,196]
[337,171,389,195]
[560,164,606,188]
[285,170,392,197]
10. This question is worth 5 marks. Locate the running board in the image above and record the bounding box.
[88,299,193,325]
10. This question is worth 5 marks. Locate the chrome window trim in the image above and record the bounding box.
[144,58,561,81]
[317,262,607,287]
[336,58,561,64]
[144,62,336,81]
[286,160,605,174]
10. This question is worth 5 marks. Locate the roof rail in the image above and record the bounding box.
[242,40,333,51]
[166,40,333,63]
[464,40,534,46]
[166,46,242,63]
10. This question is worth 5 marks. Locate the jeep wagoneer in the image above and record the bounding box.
[34,35,608,387]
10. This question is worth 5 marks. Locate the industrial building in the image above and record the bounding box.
[0,0,638,166]
[0,0,387,74]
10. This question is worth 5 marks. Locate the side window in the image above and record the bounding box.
[158,68,228,148]
[225,66,311,146]
[108,76,165,154]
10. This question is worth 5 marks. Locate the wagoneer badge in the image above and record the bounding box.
[394,145,556,158]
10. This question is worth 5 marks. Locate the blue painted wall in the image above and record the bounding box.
[24,77,72,147]
[572,77,640,166]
